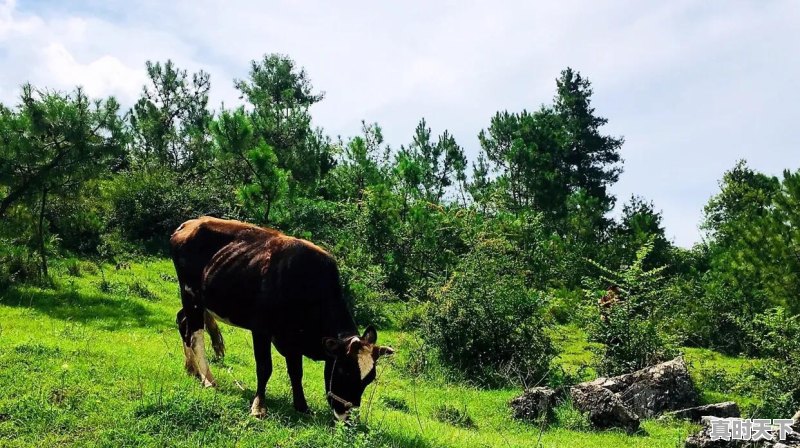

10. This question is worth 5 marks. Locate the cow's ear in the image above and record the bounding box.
[362,325,377,344]
[376,345,395,358]
[323,338,344,356]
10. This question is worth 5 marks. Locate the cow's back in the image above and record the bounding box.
[170,217,352,349]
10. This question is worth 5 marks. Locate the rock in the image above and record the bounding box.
[666,402,741,423]
[510,386,558,422]
[583,373,636,394]
[579,357,699,418]
[570,384,640,433]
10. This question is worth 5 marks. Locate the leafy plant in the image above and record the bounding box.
[585,237,678,376]
[424,237,555,388]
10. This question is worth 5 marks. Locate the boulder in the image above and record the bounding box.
[583,372,636,394]
[666,402,741,423]
[570,383,640,433]
[578,357,699,418]
[510,386,558,422]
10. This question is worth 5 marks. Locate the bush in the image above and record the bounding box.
[747,354,800,419]
[337,246,395,328]
[423,237,555,388]
[0,235,42,288]
[585,237,678,376]
[108,168,236,247]
[590,301,677,376]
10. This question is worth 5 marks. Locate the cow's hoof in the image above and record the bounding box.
[251,397,267,418]
[201,378,216,388]
[294,405,312,415]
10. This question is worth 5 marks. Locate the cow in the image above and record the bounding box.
[169,216,394,421]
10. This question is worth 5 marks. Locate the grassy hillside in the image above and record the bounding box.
[0,258,756,447]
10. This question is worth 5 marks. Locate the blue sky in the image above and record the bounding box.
[1,0,798,247]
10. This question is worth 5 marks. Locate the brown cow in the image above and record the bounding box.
[170,216,393,420]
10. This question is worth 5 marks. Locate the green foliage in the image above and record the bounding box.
[475,68,622,230]
[607,195,671,271]
[129,60,213,174]
[0,84,125,276]
[586,238,678,376]
[3,55,799,446]
[424,237,555,388]
[211,108,289,224]
[395,118,467,204]
[235,54,332,193]
[108,168,234,245]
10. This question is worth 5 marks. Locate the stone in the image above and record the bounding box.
[578,357,699,418]
[666,402,741,423]
[570,383,640,433]
[510,386,558,422]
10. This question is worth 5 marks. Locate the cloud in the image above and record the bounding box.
[1,0,798,246]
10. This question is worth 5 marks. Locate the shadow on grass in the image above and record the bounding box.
[0,286,162,330]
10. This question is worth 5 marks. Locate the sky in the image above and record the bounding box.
[1,0,798,247]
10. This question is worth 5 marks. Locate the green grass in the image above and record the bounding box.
[0,258,752,447]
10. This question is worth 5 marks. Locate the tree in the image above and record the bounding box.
[235,54,332,192]
[0,84,125,275]
[555,68,623,214]
[476,68,623,232]
[395,118,467,204]
[211,108,288,224]
[701,160,781,310]
[129,60,212,174]
[478,107,569,218]
[326,122,391,204]
[610,195,671,270]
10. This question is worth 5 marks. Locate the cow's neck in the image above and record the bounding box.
[327,301,358,340]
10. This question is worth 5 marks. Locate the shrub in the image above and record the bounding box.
[740,309,800,418]
[129,279,157,301]
[107,168,236,247]
[747,355,800,419]
[0,238,41,288]
[585,237,678,376]
[553,400,591,431]
[590,302,677,376]
[423,237,555,388]
[337,246,395,328]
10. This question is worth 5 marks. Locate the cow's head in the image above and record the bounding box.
[323,326,394,421]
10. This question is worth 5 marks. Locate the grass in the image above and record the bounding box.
[0,257,754,447]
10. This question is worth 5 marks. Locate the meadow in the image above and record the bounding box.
[0,258,760,447]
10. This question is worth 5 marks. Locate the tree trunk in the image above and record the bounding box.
[37,187,49,278]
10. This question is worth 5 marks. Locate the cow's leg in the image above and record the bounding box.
[286,353,309,413]
[250,331,272,418]
[189,325,216,388]
[177,282,216,388]
[176,309,199,377]
[204,311,225,359]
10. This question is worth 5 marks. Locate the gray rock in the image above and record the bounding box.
[510,386,558,422]
[667,402,741,423]
[583,373,636,394]
[580,357,699,418]
[570,383,640,433]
